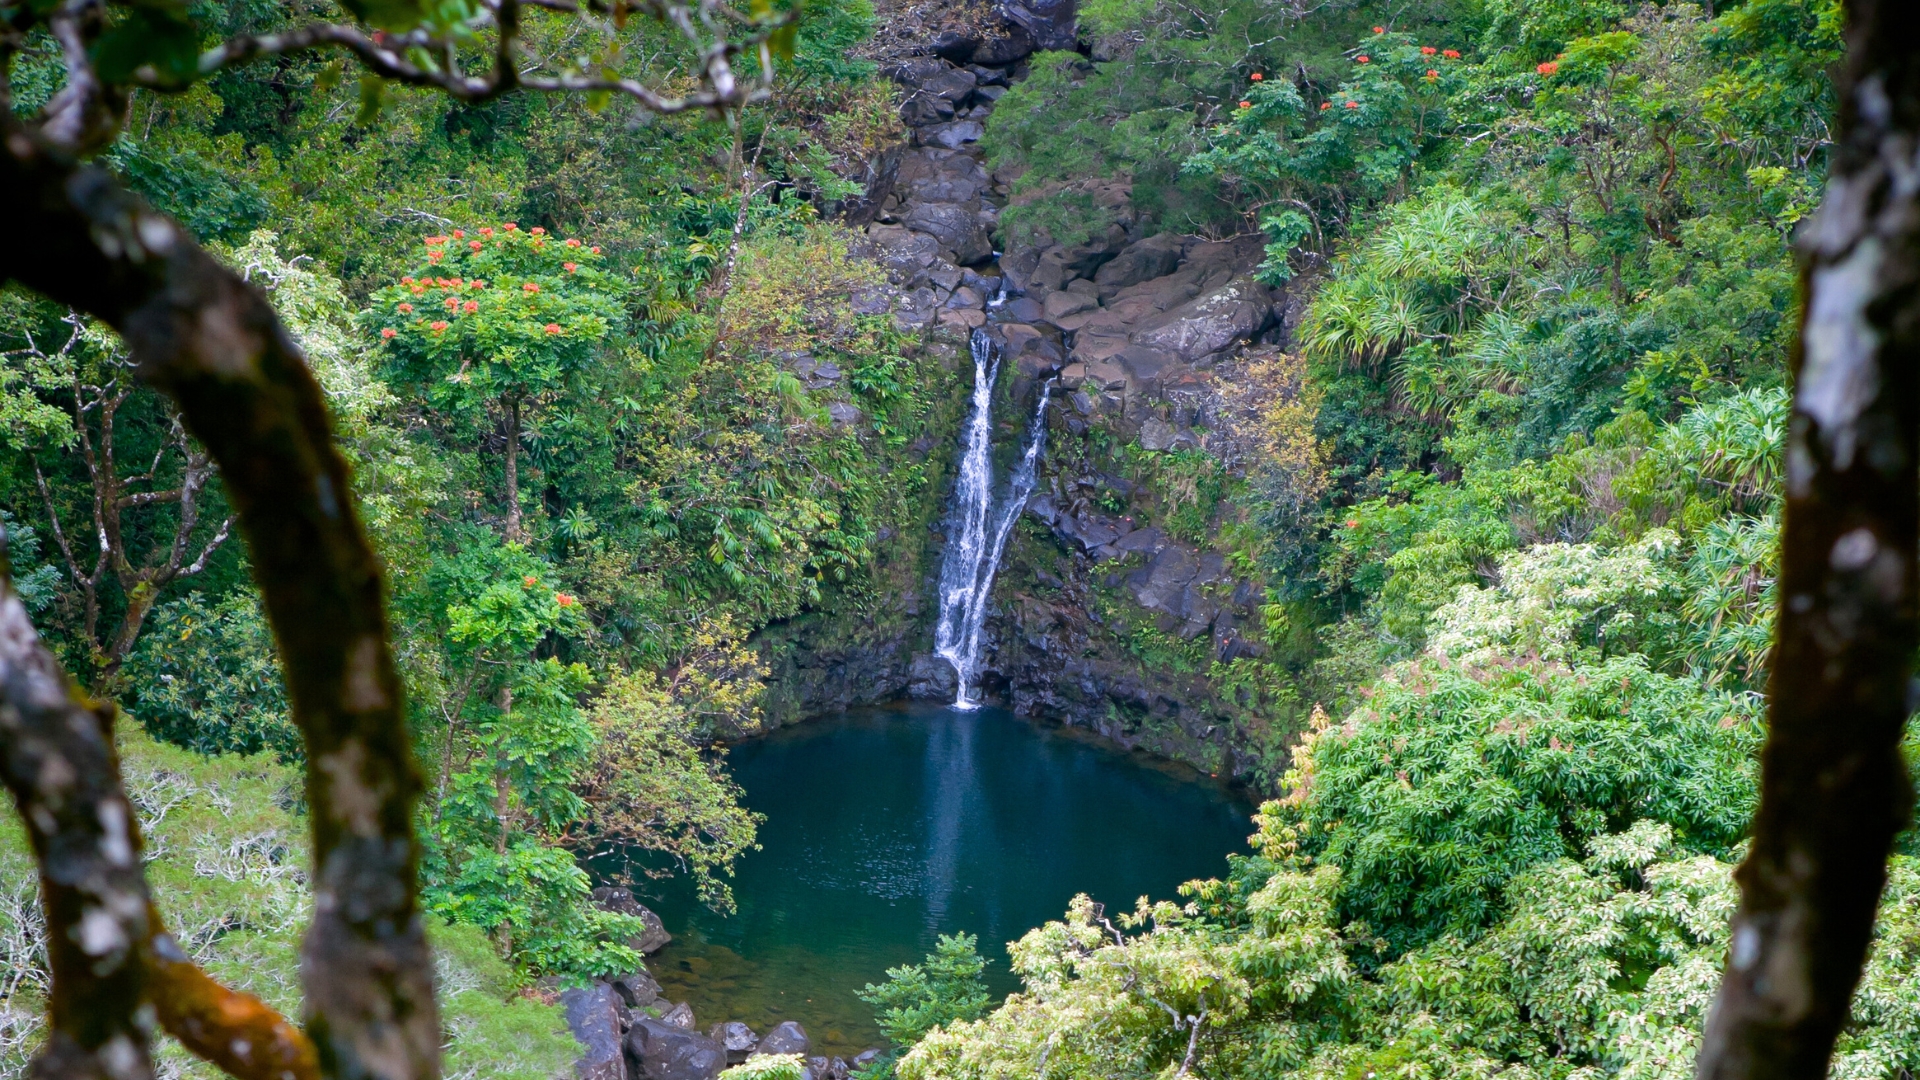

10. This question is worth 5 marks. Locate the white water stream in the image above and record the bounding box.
[934,329,1053,708]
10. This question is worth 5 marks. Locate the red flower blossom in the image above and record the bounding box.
[430,320,449,332]
[1443,48,1460,59]
[445,297,459,310]
[504,222,519,231]
[523,283,540,293]
[1238,100,1251,109]
[1344,100,1360,109]
[544,323,562,335]
[1320,101,1332,110]
[1372,25,1384,33]
[1426,69,1438,79]
[479,227,495,237]
[1356,55,1369,63]
[556,593,575,608]
[470,240,483,251]
[523,575,537,588]
[564,262,578,272]
[1346,518,1359,528]
[381,327,397,339]
[452,229,465,239]
[397,302,414,313]
[425,235,446,245]
[473,280,487,288]
[402,276,415,285]
[531,227,546,236]
[1249,72,1262,81]
[1421,45,1436,55]
[1536,61,1559,76]
[590,246,602,255]
[427,250,444,262]
[566,238,582,248]
[464,300,479,313]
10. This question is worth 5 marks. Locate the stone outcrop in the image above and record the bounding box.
[755,1021,812,1057]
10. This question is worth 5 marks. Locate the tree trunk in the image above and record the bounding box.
[503,396,522,543]
[1693,3,1920,1078]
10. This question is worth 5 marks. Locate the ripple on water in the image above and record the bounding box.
[606,703,1254,1058]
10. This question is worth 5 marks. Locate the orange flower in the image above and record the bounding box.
[402,276,416,284]
[523,575,537,588]
[452,229,465,239]
[1536,60,1558,76]
[544,323,562,335]
[1425,69,1438,79]
[504,222,519,231]
[1372,25,1384,32]
[555,593,575,608]
[1320,101,1332,110]
[1250,72,1263,81]
[1344,100,1360,108]
[1346,518,1359,528]
[473,279,487,288]
[1238,100,1251,109]
[428,250,444,263]
[445,297,459,310]
[590,246,602,255]
[397,302,414,313]
[425,235,446,245]
[1356,55,1369,63]
[523,283,540,293]
[531,226,546,235]
[381,327,397,339]
[1443,48,1460,58]
[480,227,495,237]
[430,320,449,332]
[564,262,578,272]
[470,240,483,251]
[566,238,582,248]
[1421,45,1436,55]
[464,300,479,313]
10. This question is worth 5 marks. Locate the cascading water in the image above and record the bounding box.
[933,329,1053,709]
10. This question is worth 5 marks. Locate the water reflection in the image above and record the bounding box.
[622,704,1252,1056]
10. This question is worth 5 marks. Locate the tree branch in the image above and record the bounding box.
[0,572,155,1080]
[0,135,439,1080]
[1693,2,1920,1078]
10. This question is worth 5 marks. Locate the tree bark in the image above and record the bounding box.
[503,395,522,543]
[1693,3,1920,1078]
[0,141,440,1080]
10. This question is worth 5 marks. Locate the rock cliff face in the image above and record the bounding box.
[755,0,1299,779]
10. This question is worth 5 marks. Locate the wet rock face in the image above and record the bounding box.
[594,886,674,954]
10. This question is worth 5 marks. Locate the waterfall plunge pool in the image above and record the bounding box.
[615,703,1254,1056]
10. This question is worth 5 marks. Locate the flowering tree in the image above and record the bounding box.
[365,226,620,541]
[0,0,786,1076]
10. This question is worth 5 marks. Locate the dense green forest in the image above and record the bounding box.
[3,0,1918,1076]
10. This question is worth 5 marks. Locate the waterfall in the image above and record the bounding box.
[934,330,1053,709]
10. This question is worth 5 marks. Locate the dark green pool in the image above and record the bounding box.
[625,703,1255,1057]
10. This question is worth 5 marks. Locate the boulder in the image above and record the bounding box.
[756,1021,812,1057]
[1138,417,1178,451]
[918,121,984,149]
[661,1002,696,1030]
[1002,0,1077,51]
[563,982,630,1080]
[1042,291,1097,320]
[901,203,993,265]
[611,970,663,1009]
[1094,233,1187,296]
[968,24,1035,65]
[1131,278,1271,362]
[899,93,957,127]
[593,887,673,954]
[708,1022,759,1064]
[884,57,951,86]
[920,68,979,102]
[851,1050,885,1071]
[627,1019,727,1080]
[828,402,865,425]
